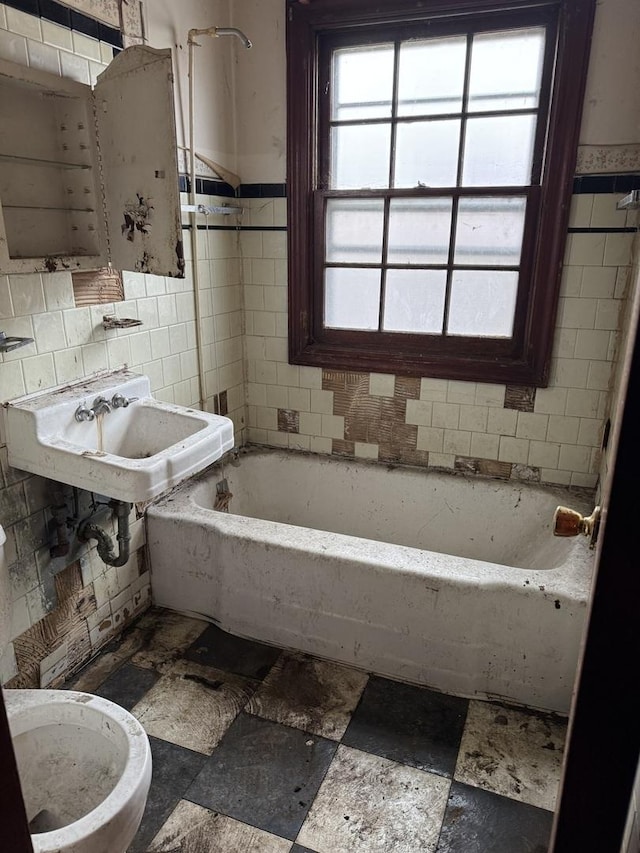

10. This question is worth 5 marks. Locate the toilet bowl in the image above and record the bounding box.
[4,689,152,853]
[0,524,152,853]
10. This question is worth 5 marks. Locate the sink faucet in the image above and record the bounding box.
[91,396,112,416]
[74,403,95,422]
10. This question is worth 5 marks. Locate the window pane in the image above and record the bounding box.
[387,198,452,264]
[454,197,526,266]
[397,36,466,116]
[332,45,394,121]
[468,28,546,112]
[462,115,536,186]
[331,124,391,189]
[325,268,381,330]
[326,199,384,264]
[383,269,446,333]
[395,120,460,188]
[447,270,518,337]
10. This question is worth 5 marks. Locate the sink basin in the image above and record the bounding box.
[2,370,234,502]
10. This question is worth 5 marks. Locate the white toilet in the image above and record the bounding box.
[0,523,152,853]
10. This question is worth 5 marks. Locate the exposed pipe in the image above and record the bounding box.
[78,500,132,568]
[187,24,252,411]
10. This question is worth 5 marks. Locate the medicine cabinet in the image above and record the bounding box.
[0,45,184,277]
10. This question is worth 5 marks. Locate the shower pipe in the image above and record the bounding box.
[187,25,252,412]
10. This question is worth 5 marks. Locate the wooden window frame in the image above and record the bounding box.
[286,0,597,385]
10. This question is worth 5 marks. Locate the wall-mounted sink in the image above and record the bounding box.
[2,370,234,502]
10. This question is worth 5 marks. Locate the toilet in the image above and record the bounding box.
[0,524,152,853]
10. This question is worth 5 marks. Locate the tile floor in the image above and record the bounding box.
[66,608,567,853]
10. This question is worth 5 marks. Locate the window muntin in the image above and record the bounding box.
[321,25,546,340]
[287,0,596,385]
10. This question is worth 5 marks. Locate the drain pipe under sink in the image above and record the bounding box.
[78,500,132,567]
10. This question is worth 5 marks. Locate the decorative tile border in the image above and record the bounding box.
[2,0,122,46]
[576,144,640,176]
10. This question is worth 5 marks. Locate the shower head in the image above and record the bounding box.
[188,26,252,49]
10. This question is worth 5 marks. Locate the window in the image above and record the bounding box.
[287,0,596,385]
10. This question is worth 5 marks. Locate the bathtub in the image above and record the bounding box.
[146,447,595,713]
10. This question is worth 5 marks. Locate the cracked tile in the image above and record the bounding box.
[453,700,566,810]
[130,609,208,671]
[297,744,450,853]
[247,651,368,739]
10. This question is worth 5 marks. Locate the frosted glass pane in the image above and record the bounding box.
[387,198,452,264]
[395,120,460,188]
[462,115,536,186]
[448,270,518,337]
[332,45,394,121]
[454,197,526,266]
[469,28,546,112]
[383,270,446,333]
[326,199,384,263]
[325,268,381,330]
[398,37,466,116]
[331,124,391,189]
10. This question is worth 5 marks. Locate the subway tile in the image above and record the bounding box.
[310,389,333,414]
[60,49,90,84]
[256,406,278,431]
[369,373,396,397]
[9,274,44,315]
[603,232,633,266]
[299,412,322,436]
[0,29,28,63]
[533,387,567,416]
[405,399,433,427]
[248,383,267,407]
[568,193,594,227]
[565,388,600,418]
[416,426,444,453]
[553,328,577,359]
[486,408,518,436]
[590,194,627,228]
[443,430,471,456]
[446,381,477,404]
[577,418,602,447]
[558,445,591,474]
[559,266,582,297]
[580,266,617,299]
[566,232,605,267]
[26,39,60,74]
[469,432,499,460]
[33,311,64,353]
[550,358,589,389]
[0,275,12,318]
[541,468,572,485]
[516,412,549,441]
[6,6,42,40]
[558,297,597,330]
[41,19,73,51]
[546,415,580,444]
[22,353,55,393]
[474,383,505,407]
[266,338,288,362]
[53,347,84,385]
[82,341,108,375]
[594,299,621,331]
[276,363,299,386]
[528,441,560,470]
[310,436,332,454]
[586,361,613,391]
[458,405,488,433]
[432,402,460,430]
[354,442,378,459]
[498,436,530,464]
[571,472,598,489]
[289,388,312,414]
[419,378,448,402]
[298,366,323,389]
[428,452,455,469]
[267,385,289,409]
[321,414,345,439]
[574,329,611,361]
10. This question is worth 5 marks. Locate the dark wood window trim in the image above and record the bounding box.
[286,0,597,385]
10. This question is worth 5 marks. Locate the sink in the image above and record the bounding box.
[2,370,234,502]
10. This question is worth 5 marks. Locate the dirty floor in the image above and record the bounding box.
[66,608,565,853]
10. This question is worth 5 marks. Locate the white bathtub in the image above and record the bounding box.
[147,447,595,713]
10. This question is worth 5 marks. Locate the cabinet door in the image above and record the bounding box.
[94,46,184,278]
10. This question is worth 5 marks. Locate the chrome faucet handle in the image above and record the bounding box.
[111,393,139,409]
[75,403,95,422]
[91,396,112,415]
